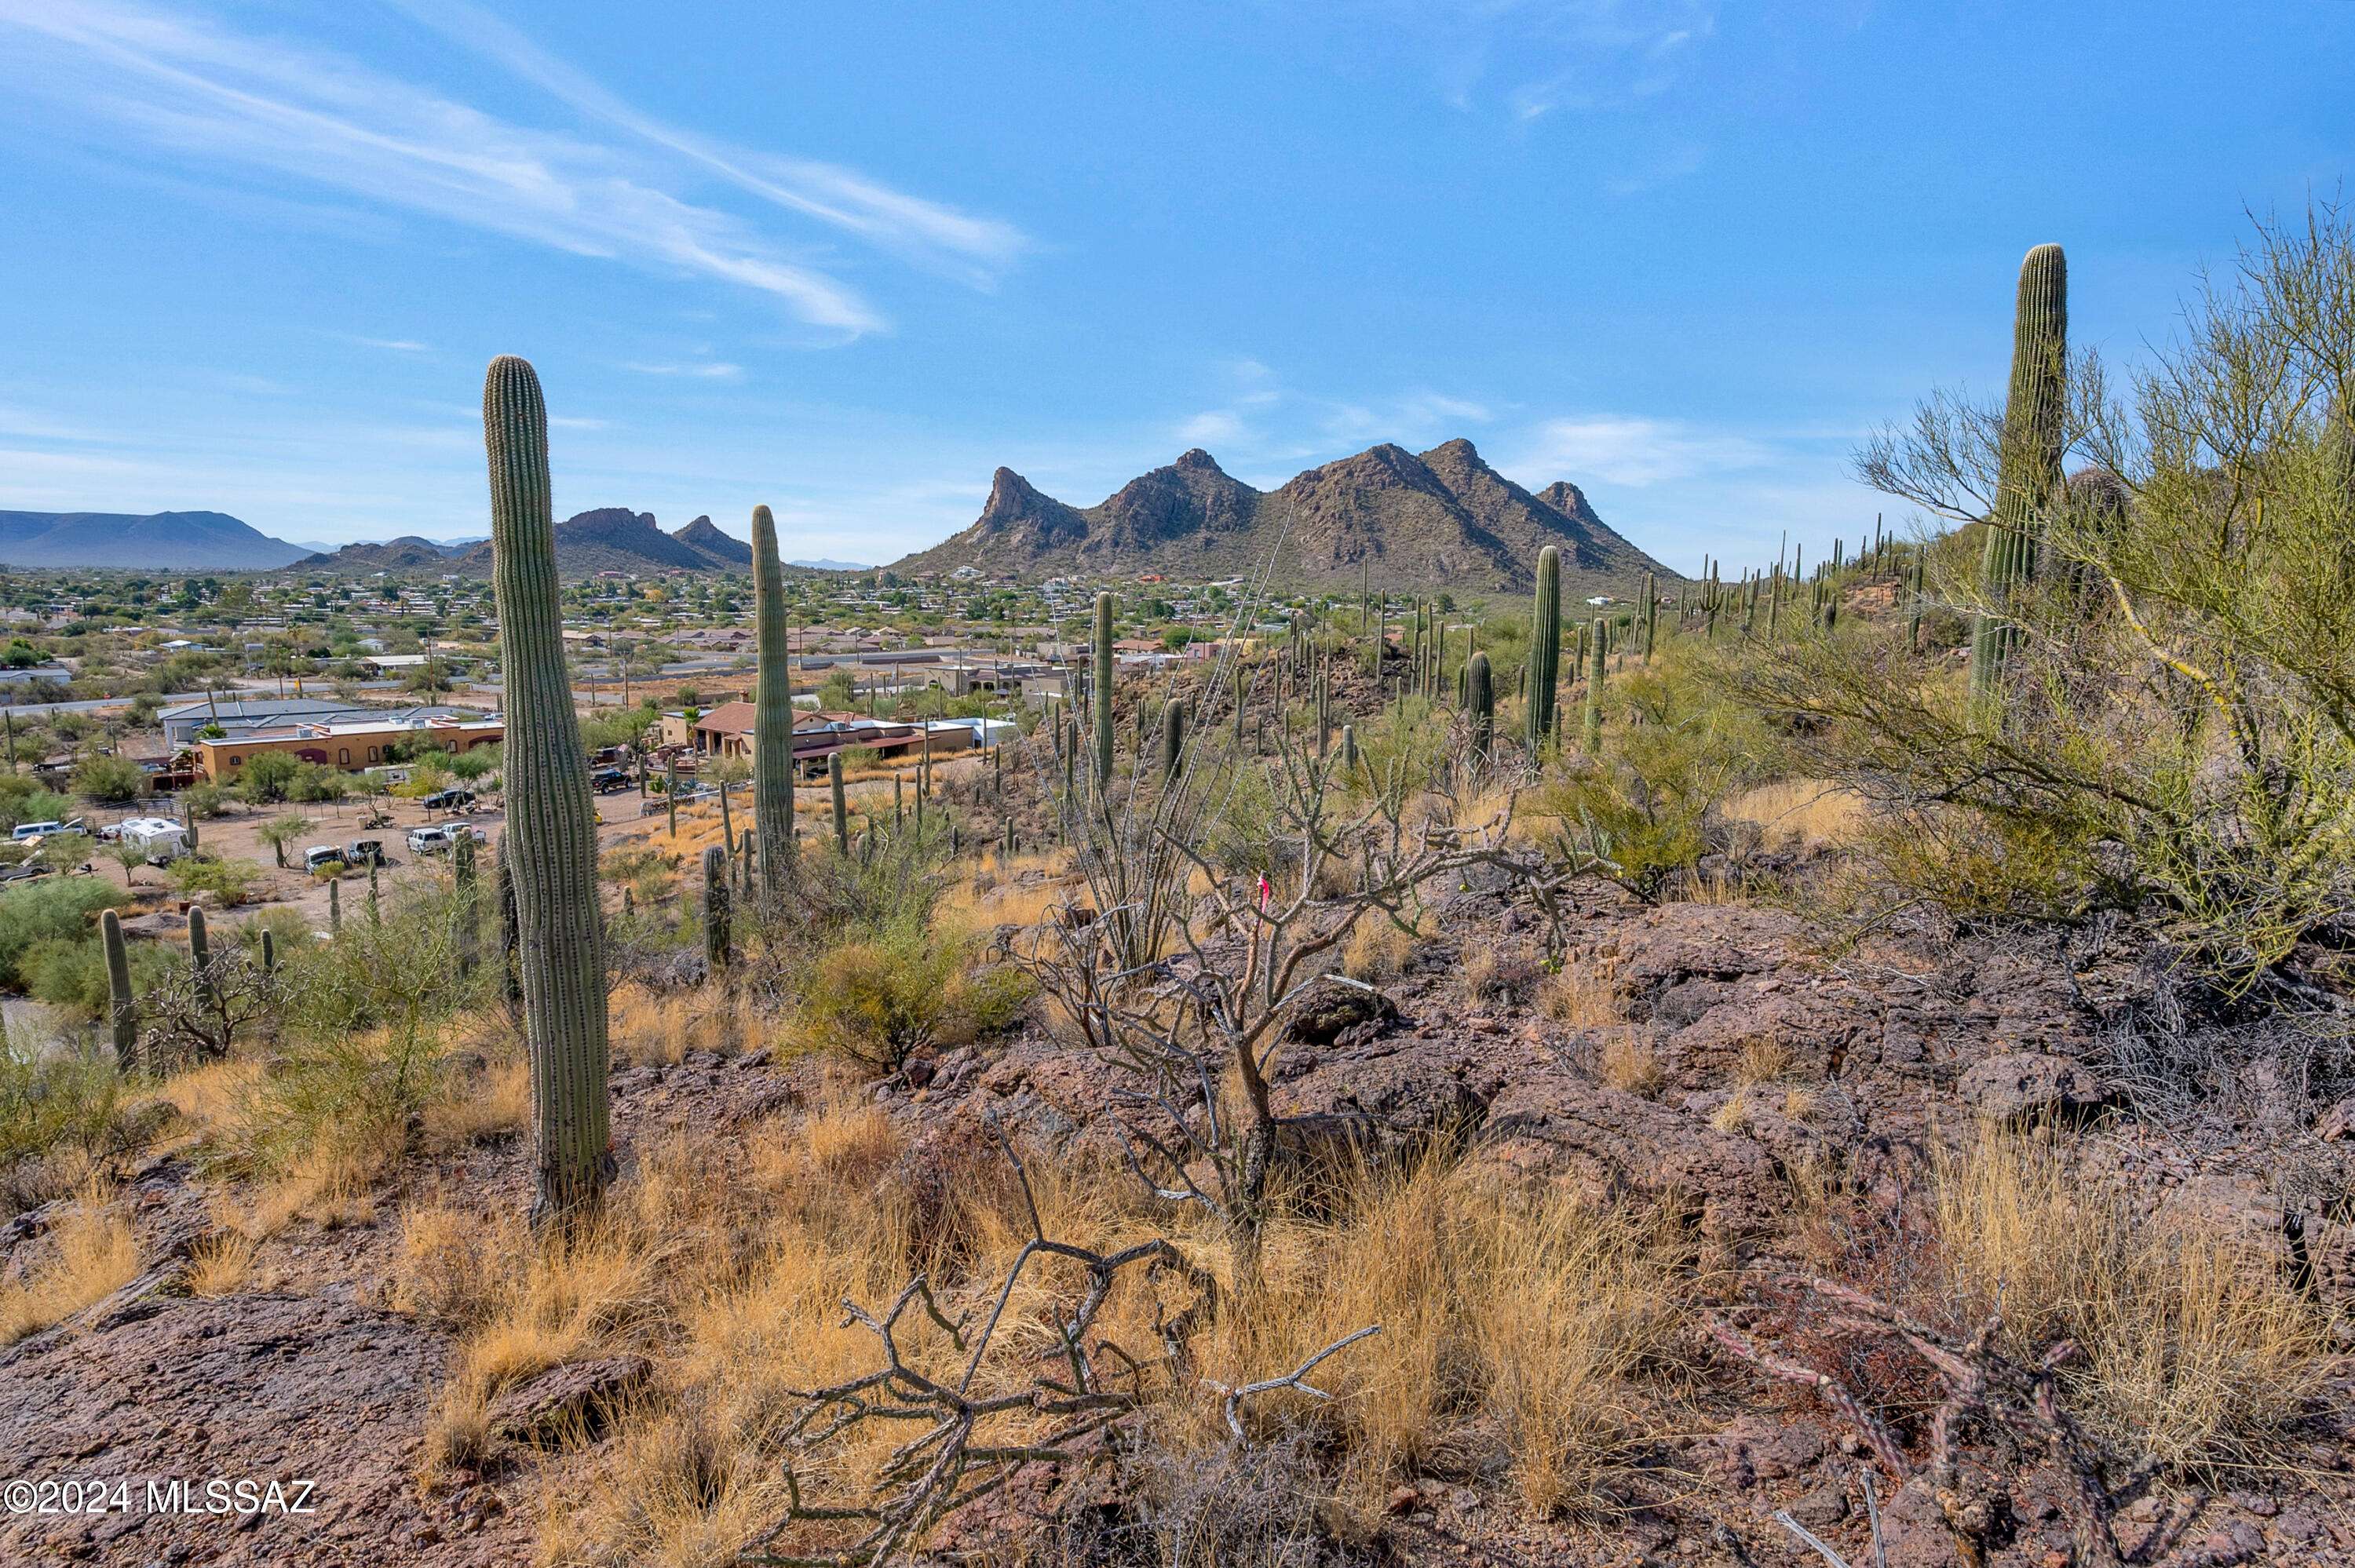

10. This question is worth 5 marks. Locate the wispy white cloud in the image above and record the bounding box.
[1506,414,1769,487]
[0,0,978,335]
[392,0,1029,288]
[626,362,744,381]
[347,335,430,353]
[549,414,611,430]
[1365,0,1718,119]
[1176,410,1249,446]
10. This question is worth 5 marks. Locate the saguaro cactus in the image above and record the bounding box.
[484,354,611,1220]
[702,845,732,973]
[328,877,341,937]
[186,903,210,983]
[1583,614,1607,753]
[1527,545,1561,749]
[1467,651,1494,760]
[1092,593,1115,788]
[453,830,478,975]
[1969,244,2068,713]
[829,752,849,852]
[260,928,276,975]
[102,907,135,1068]
[750,503,798,903]
[1159,696,1187,785]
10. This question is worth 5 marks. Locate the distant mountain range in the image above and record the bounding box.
[888,439,1674,594]
[298,509,769,576]
[0,510,308,570]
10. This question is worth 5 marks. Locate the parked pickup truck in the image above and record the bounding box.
[590,768,633,793]
[419,788,476,812]
[343,838,385,866]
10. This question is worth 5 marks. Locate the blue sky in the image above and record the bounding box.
[0,1,2349,571]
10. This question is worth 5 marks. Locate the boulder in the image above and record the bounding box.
[1956,1052,2108,1122]
[487,1355,651,1446]
[1474,1071,1779,1243]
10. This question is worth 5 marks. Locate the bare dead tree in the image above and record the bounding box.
[141,949,280,1069]
[745,1125,1375,1567]
[1012,709,1520,1277]
[1712,1275,2128,1568]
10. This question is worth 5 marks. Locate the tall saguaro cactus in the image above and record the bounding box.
[1527,545,1562,750]
[101,907,135,1068]
[1583,614,1607,753]
[1159,696,1187,785]
[829,752,849,852]
[750,504,798,903]
[1969,244,2068,714]
[1467,651,1494,760]
[1092,593,1115,788]
[484,355,611,1221]
[702,845,732,973]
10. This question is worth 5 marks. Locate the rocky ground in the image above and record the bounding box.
[3,866,2351,1566]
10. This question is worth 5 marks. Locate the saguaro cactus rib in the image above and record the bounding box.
[484,355,611,1221]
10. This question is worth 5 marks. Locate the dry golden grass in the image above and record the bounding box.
[609,983,762,1067]
[1597,1034,1666,1097]
[151,1054,265,1149]
[1730,1037,1794,1086]
[0,1187,139,1344]
[184,1231,257,1297]
[246,1143,384,1236]
[385,1092,1692,1559]
[1340,910,1434,981]
[1722,779,1868,851]
[1931,1126,2331,1469]
[1539,960,1624,1029]
[422,1057,531,1147]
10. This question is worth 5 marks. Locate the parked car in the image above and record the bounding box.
[302,845,348,873]
[440,821,487,844]
[407,825,454,855]
[10,818,87,843]
[420,788,476,812]
[590,768,632,793]
[344,838,385,866]
[0,862,55,883]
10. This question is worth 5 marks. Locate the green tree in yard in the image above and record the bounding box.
[257,812,313,870]
[72,754,146,806]
[234,750,301,804]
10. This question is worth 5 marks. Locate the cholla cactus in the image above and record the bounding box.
[484,354,610,1220]
[750,504,798,903]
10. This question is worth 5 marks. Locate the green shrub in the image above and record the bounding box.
[0,879,126,989]
[798,917,1013,1072]
[0,1038,135,1209]
[287,763,348,804]
[169,857,265,907]
[181,782,228,819]
[72,754,147,806]
[0,778,75,833]
[22,935,170,1019]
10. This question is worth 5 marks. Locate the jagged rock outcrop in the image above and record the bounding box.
[892,439,1676,593]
